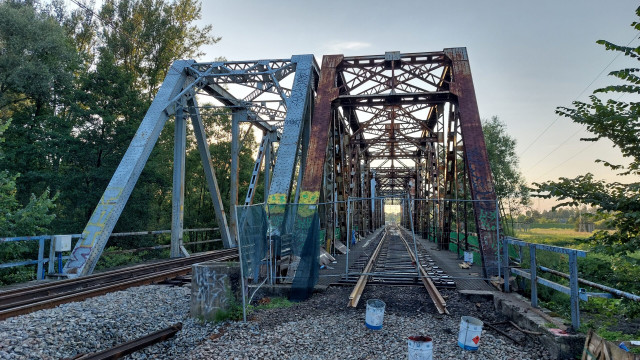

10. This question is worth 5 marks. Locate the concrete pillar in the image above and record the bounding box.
[190,261,242,321]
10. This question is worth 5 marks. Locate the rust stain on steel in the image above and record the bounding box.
[300,55,344,195]
[444,47,500,278]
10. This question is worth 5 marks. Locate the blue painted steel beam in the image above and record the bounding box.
[267,55,316,206]
[63,60,195,277]
[186,94,234,248]
[171,105,187,258]
[505,237,587,257]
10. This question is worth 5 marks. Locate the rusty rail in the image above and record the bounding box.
[348,229,387,307]
[397,229,449,315]
[71,323,182,360]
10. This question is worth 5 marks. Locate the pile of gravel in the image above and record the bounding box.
[0,284,552,359]
[0,285,221,359]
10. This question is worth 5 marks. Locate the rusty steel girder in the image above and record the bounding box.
[300,49,500,278]
[444,48,499,278]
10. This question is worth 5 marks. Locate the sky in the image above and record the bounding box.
[193,1,639,211]
[114,1,633,214]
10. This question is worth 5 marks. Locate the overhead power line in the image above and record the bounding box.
[519,31,640,157]
[527,89,629,180]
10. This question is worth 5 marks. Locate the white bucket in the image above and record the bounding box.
[365,299,386,330]
[458,316,484,350]
[464,251,474,264]
[408,336,433,360]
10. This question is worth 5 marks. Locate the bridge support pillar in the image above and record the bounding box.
[190,261,242,322]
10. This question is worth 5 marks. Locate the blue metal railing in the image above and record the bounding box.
[502,236,588,329]
[0,228,219,281]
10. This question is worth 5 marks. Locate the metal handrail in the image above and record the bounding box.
[0,228,219,280]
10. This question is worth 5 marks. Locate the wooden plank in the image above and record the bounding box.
[582,329,593,360]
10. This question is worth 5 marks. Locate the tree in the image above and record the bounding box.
[483,116,529,234]
[98,0,219,97]
[533,7,640,254]
[0,1,65,236]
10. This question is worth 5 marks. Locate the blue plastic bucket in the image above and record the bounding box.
[457,316,484,350]
[365,299,386,330]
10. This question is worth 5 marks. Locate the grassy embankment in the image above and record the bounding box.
[514,226,640,340]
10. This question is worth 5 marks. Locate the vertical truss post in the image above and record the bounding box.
[445,47,500,278]
[264,131,276,200]
[171,105,187,258]
[187,95,234,248]
[230,109,246,245]
[63,60,194,277]
[441,104,460,251]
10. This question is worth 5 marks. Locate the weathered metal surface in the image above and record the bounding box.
[171,106,187,258]
[74,323,182,359]
[229,109,246,245]
[299,55,344,205]
[267,55,316,209]
[444,47,500,278]
[63,60,194,278]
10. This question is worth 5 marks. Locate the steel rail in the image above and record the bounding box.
[71,323,182,360]
[0,251,237,320]
[0,249,237,307]
[397,229,449,314]
[348,229,388,307]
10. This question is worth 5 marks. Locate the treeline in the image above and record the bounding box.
[0,1,260,241]
[515,207,613,230]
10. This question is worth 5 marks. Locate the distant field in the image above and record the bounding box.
[515,227,591,250]
[529,222,574,229]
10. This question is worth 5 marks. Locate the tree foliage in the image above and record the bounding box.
[483,116,529,234]
[533,7,640,254]
[0,0,249,243]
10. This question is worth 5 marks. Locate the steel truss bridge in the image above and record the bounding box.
[62,49,500,279]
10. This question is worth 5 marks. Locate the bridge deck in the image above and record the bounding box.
[317,227,496,292]
[415,235,497,292]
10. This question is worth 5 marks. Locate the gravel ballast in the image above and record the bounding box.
[0,285,220,359]
[0,284,553,359]
[187,286,552,360]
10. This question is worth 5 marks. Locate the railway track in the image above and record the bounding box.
[338,230,455,288]
[0,248,238,321]
[345,226,451,314]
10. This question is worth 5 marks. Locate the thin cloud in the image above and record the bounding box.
[325,41,371,54]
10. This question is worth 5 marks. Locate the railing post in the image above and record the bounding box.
[530,244,538,307]
[37,238,45,280]
[346,198,351,277]
[496,198,501,279]
[48,236,55,274]
[503,237,510,292]
[569,251,580,329]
